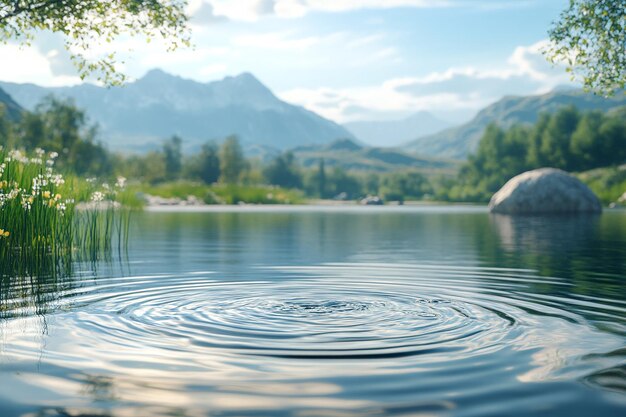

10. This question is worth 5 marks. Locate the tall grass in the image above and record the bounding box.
[0,148,130,279]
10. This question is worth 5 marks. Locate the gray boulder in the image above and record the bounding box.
[489,168,602,214]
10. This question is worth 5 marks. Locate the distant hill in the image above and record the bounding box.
[0,70,354,151]
[344,111,452,147]
[403,89,626,159]
[0,87,23,121]
[290,138,457,173]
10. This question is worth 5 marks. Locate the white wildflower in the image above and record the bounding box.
[51,174,65,187]
[91,191,105,202]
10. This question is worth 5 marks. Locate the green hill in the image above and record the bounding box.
[0,87,23,121]
[292,139,457,174]
[403,88,626,159]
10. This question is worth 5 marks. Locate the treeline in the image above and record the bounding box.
[0,97,433,202]
[4,97,624,204]
[0,97,111,176]
[124,135,433,201]
[437,106,626,202]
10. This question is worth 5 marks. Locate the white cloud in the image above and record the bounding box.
[0,44,82,86]
[278,40,573,123]
[189,1,229,24]
[205,0,532,21]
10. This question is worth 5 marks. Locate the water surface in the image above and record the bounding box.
[1,206,625,416]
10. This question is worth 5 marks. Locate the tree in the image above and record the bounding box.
[219,136,247,184]
[380,171,431,202]
[163,135,183,180]
[316,158,326,198]
[326,167,361,199]
[540,106,580,170]
[197,141,221,184]
[16,96,111,175]
[0,0,190,85]
[263,152,302,189]
[547,0,626,94]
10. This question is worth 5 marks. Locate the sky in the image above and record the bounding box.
[0,0,575,124]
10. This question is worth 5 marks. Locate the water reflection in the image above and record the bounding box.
[0,207,625,417]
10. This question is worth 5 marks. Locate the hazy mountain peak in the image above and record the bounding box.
[138,68,182,83]
[0,70,354,151]
[232,71,262,84]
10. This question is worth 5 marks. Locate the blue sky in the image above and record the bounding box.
[0,0,574,123]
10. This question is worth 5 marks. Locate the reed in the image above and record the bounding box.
[0,148,130,279]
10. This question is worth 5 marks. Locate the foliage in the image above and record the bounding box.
[577,165,626,204]
[263,152,302,189]
[379,171,432,202]
[185,141,220,184]
[442,106,626,202]
[0,0,190,85]
[219,136,248,184]
[547,0,626,94]
[163,135,182,181]
[1,96,112,177]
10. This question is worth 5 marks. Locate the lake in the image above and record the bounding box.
[1,206,625,416]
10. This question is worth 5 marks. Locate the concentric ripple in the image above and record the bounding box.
[66,267,527,360]
[2,263,626,417]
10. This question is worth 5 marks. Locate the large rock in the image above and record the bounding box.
[489,168,602,214]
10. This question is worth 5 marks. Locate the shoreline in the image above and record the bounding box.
[144,202,489,213]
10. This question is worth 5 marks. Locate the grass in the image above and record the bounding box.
[0,148,130,279]
[577,165,626,205]
[133,180,305,205]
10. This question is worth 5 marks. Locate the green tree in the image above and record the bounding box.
[540,106,580,170]
[117,151,166,184]
[547,0,626,94]
[0,0,190,85]
[19,111,45,150]
[0,104,14,147]
[526,114,551,167]
[316,158,326,198]
[326,167,361,199]
[597,116,626,166]
[380,171,431,202]
[570,111,604,168]
[185,141,221,184]
[163,135,183,180]
[263,152,302,189]
[16,96,111,175]
[219,136,247,184]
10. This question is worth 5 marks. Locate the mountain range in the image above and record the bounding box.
[0,87,23,121]
[2,71,625,162]
[402,88,626,159]
[344,111,452,147]
[0,70,354,151]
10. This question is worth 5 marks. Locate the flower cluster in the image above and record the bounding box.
[0,149,72,214]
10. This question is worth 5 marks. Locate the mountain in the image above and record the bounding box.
[290,138,457,173]
[0,70,354,151]
[344,111,452,147]
[0,87,23,121]
[403,89,626,159]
